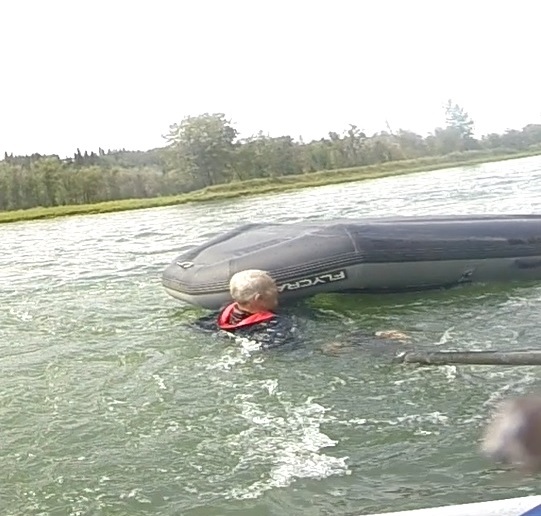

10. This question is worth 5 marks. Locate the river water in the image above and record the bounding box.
[2,156,541,516]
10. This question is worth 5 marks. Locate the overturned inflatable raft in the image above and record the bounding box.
[162,215,541,309]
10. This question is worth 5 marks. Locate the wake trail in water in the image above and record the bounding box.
[225,380,349,500]
[202,343,349,499]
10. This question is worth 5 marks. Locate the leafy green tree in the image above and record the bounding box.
[164,113,238,188]
[302,139,333,172]
[428,127,465,154]
[481,133,503,149]
[444,100,477,150]
[445,100,474,137]
[343,125,368,166]
[32,157,65,206]
[522,124,541,146]
[395,130,427,158]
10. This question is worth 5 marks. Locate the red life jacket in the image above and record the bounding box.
[218,302,275,330]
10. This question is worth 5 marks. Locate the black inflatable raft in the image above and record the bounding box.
[162,215,541,309]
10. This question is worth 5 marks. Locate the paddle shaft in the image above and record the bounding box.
[400,350,541,366]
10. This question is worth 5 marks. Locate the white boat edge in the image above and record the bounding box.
[362,494,541,516]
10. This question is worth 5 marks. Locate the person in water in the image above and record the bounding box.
[194,268,410,351]
[194,269,297,349]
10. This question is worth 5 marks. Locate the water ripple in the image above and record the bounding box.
[1,156,541,515]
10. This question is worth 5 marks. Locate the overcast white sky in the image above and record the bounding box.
[1,0,539,157]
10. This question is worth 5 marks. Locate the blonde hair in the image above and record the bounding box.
[229,269,277,304]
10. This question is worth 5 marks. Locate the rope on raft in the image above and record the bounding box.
[396,350,541,366]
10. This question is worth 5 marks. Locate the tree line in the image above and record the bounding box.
[1,101,541,211]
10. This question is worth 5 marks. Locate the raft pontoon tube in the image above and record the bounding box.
[162,215,541,309]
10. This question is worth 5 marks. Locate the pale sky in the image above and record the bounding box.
[1,0,539,157]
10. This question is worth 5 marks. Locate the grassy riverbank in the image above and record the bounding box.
[1,148,540,224]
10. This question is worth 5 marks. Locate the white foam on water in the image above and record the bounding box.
[119,487,151,504]
[260,378,279,396]
[336,411,449,438]
[152,374,167,390]
[481,370,540,410]
[204,335,263,371]
[442,365,458,381]
[11,309,34,322]
[225,382,349,500]
[501,296,538,309]
[435,327,455,346]
[204,352,248,371]
[395,412,450,425]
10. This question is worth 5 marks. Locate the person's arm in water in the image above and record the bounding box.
[320,328,411,355]
[191,311,220,332]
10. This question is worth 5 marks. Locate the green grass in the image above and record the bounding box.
[1,148,540,224]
